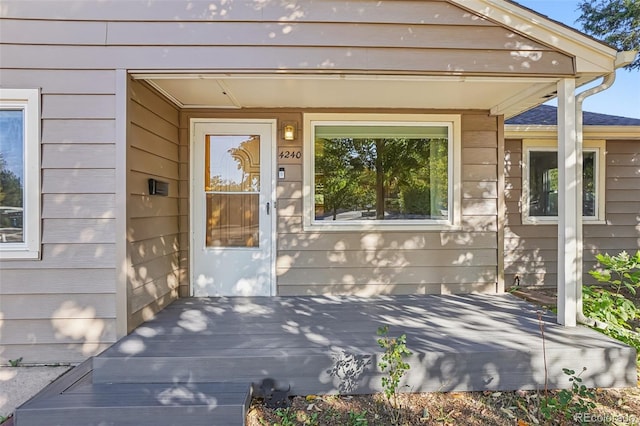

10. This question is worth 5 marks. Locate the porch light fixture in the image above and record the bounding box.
[283,124,296,141]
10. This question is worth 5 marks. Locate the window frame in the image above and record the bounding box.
[522,139,606,225]
[0,88,41,259]
[303,113,461,231]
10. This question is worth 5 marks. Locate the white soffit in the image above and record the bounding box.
[141,74,558,115]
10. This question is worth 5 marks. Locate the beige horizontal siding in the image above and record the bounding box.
[129,235,181,266]
[463,147,498,165]
[504,139,640,288]
[129,147,179,179]
[42,219,115,244]
[42,94,115,119]
[277,249,497,269]
[42,144,115,169]
[1,19,550,50]
[130,274,179,314]
[462,198,497,215]
[0,269,115,294]
[41,119,116,144]
[128,253,180,291]
[109,22,547,49]
[278,282,497,296]
[0,0,495,24]
[0,67,118,363]
[461,217,498,233]
[128,194,180,218]
[463,181,498,199]
[130,125,179,161]
[42,169,115,194]
[1,319,117,345]
[278,266,498,285]
[0,19,107,44]
[42,194,115,219]
[0,244,116,269]
[0,69,115,94]
[126,79,180,330]
[0,44,574,75]
[0,294,116,320]
[278,231,498,251]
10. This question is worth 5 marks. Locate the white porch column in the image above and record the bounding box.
[557,78,578,326]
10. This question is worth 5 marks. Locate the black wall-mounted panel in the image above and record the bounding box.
[148,179,169,196]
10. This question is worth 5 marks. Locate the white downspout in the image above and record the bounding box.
[575,51,638,328]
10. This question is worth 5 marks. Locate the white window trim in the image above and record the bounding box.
[522,139,606,225]
[0,88,41,259]
[303,113,461,231]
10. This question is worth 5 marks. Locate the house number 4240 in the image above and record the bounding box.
[279,150,302,159]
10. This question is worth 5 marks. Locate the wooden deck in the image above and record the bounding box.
[16,294,637,425]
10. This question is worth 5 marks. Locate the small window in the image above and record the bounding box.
[304,114,461,230]
[0,88,41,259]
[523,139,605,224]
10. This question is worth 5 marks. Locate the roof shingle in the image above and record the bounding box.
[506,104,640,126]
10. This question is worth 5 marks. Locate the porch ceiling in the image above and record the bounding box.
[136,73,578,118]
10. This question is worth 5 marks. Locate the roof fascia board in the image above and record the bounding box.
[505,125,640,139]
[491,80,559,116]
[448,0,617,74]
[131,73,554,83]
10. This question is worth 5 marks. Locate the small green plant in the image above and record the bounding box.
[435,406,456,424]
[8,357,23,367]
[589,250,640,294]
[347,409,368,425]
[539,367,596,422]
[301,411,318,426]
[274,407,296,426]
[377,326,412,407]
[323,407,340,421]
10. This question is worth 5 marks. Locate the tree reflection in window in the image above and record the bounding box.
[0,110,25,243]
[314,125,448,222]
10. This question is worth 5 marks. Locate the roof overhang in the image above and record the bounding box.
[134,0,620,118]
[136,71,616,118]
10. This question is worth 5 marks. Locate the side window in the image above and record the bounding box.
[0,88,41,259]
[523,139,605,224]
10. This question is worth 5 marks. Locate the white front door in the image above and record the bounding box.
[191,120,275,297]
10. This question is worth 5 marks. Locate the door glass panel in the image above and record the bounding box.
[205,135,260,248]
[205,135,260,192]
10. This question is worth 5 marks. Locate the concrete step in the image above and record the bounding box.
[15,381,250,426]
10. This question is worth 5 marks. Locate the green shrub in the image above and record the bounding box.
[589,250,640,295]
[586,250,640,356]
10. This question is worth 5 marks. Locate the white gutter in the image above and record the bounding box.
[575,51,638,328]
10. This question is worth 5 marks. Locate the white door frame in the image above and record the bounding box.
[189,118,277,297]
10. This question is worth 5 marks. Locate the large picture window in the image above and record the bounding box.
[304,114,461,230]
[523,140,605,224]
[0,88,40,259]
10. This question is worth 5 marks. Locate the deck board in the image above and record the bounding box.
[94,294,635,392]
[16,294,636,425]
